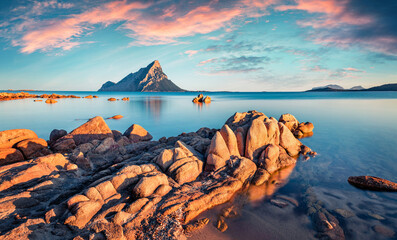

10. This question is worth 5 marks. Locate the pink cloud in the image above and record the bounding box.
[185,50,199,57]
[10,0,276,53]
[199,58,217,66]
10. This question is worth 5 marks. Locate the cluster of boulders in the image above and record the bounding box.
[192,94,211,103]
[278,113,314,138]
[0,129,51,166]
[0,110,319,239]
[0,92,81,101]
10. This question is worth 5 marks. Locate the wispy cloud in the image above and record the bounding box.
[2,0,277,53]
[276,0,397,56]
[199,56,270,74]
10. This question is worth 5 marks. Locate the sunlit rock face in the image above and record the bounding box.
[0,110,315,239]
[98,60,185,92]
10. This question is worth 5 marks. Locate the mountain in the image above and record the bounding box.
[308,84,345,92]
[364,83,397,91]
[98,60,184,92]
[349,85,365,90]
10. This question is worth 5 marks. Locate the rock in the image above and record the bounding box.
[279,113,299,131]
[216,216,228,232]
[167,157,203,184]
[203,96,211,103]
[192,94,203,103]
[153,184,172,197]
[112,130,123,141]
[133,173,169,198]
[206,131,230,171]
[108,98,117,101]
[297,122,314,133]
[49,129,67,143]
[33,99,42,102]
[94,137,117,154]
[45,98,57,104]
[230,157,257,183]
[235,129,245,156]
[65,200,103,229]
[278,122,302,156]
[245,118,267,160]
[334,208,355,218]
[58,116,113,146]
[122,97,129,101]
[258,144,279,174]
[252,168,271,185]
[184,218,209,233]
[52,138,77,152]
[220,124,240,157]
[373,225,395,238]
[0,148,25,166]
[123,124,153,143]
[368,212,385,220]
[0,129,38,149]
[348,176,397,191]
[15,138,48,159]
[156,149,174,171]
[108,115,123,120]
[270,199,289,208]
[84,95,94,99]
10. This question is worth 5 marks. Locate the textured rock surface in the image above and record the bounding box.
[123,124,153,143]
[0,110,314,239]
[0,129,38,149]
[348,176,397,191]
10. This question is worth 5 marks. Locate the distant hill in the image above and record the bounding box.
[98,60,184,92]
[364,83,397,91]
[308,83,397,92]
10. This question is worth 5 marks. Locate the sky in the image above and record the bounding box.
[0,0,396,91]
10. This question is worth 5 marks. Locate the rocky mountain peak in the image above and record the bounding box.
[98,60,184,92]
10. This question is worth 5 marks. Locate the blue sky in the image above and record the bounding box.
[0,0,396,91]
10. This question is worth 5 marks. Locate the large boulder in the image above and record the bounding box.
[245,118,268,160]
[15,138,48,159]
[206,132,230,171]
[123,124,153,143]
[0,148,25,166]
[220,124,240,157]
[278,123,302,156]
[279,114,299,131]
[167,157,203,184]
[0,129,38,149]
[57,116,113,146]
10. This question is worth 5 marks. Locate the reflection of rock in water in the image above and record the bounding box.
[247,164,296,204]
[136,97,163,120]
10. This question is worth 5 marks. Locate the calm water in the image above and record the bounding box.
[1,91,397,239]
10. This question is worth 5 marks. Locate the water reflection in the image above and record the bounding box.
[247,164,296,205]
[135,96,163,121]
[193,102,211,111]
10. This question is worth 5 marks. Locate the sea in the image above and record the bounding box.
[1,91,397,239]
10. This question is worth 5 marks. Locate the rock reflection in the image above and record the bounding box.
[193,102,210,111]
[136,96,163,120]
[247,164,296,205]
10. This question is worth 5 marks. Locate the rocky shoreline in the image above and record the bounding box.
[0,110,319,239]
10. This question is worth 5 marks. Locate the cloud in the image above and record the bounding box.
[3,0,277,53]
[276,0,397,55]
[184,50,199,57]
[199,56,270,74]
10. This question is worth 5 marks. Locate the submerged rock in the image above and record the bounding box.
[348,176,397,191]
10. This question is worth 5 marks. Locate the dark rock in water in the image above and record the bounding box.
[270,199,289,208]
[98,60,184,92]
[373,225,395,238]
[348,176,397,191]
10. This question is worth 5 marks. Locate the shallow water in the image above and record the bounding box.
[1,91,397,239]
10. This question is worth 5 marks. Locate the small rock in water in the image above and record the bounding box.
[108,98,117,101]
[216,216,228,232]
[184,218,209,233]
[276,195,299,207]
[334,208,355,218]
[368,213,385,220]
[221,206,239,218]
[122,97,129,101]
[108,115,123,120]
[45,99,57,104]
[270,199,289,208]
[373,225,395,238]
